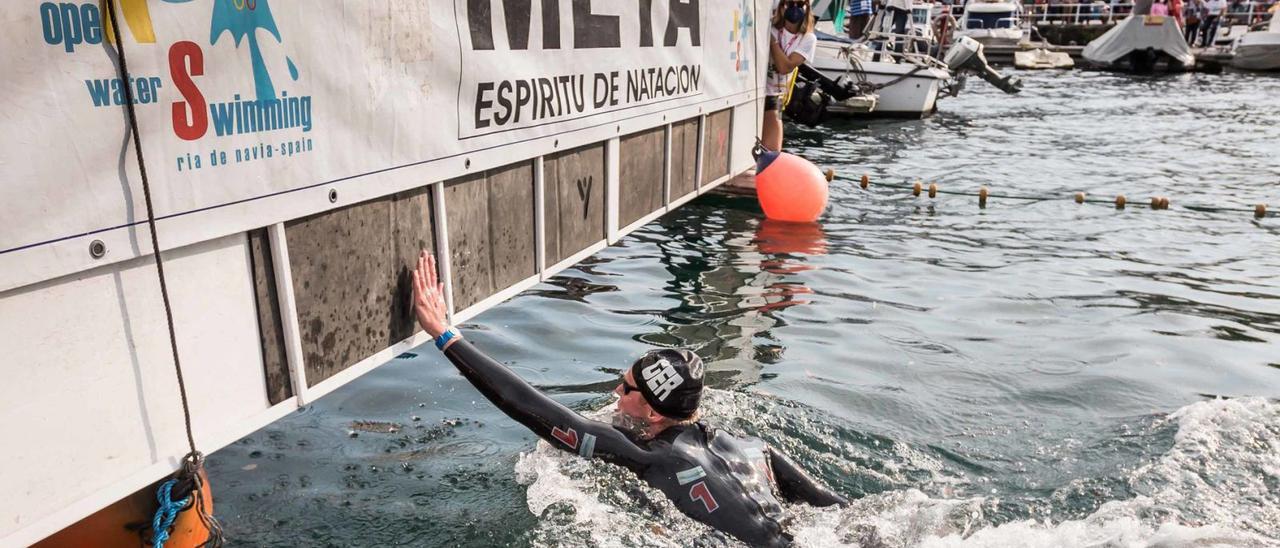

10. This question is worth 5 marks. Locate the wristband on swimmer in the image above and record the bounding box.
[435,327,460,350]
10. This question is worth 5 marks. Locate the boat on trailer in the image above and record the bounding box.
[1082,15,1196,72]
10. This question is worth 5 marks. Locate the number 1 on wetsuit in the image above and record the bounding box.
[689,481,719,513]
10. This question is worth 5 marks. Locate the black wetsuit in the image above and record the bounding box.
[443,339,848,547]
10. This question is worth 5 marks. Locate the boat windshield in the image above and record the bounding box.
[913,6,932,26]
[966,12,1017,29]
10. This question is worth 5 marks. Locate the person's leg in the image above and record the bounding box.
[892,8,908,53]
[850,14,870,40]
[762,98,784,152]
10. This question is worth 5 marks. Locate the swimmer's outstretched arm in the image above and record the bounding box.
[767,447,849,507]
[411,251,653,472]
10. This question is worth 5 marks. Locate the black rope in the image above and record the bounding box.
[103,0,196,459]
[103,2,223,546]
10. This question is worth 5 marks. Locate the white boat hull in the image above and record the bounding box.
[808,43,950,117]
[956,28,1025,46]
[1232,32,1280,71]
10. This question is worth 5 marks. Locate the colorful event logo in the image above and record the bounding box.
[730,0,754,74]
[36,0,313,171]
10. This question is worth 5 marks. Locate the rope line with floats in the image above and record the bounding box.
[852,174,1272,219]
[103,1,224,546]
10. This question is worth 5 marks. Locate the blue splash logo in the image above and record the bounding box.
[166,0,300,101]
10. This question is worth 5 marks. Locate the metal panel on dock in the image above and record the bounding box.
[703,109,734,185]
[619,128,668,228]
[544,144,608,266]
[670,119,701,200]
[444,163,538,311]
[283,188,435,387]
[248,229,292,405]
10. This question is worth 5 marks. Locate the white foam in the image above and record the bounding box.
[515,397,1280,547]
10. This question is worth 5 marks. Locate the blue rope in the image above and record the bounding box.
[151,479,191,548]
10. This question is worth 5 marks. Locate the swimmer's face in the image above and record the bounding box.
[614,369,652,421]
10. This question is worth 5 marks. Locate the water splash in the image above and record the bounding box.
[517,396,1280,547]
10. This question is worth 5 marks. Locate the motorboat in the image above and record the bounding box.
[955,0,1027,46]
[1082,15,1195,72]
[791,2,1019,122]
[802,31,954,118]
[1231,15,1280,71]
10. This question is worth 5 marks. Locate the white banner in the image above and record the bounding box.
[0,0,765,291]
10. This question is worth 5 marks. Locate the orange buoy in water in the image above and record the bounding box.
[755,150,829,223]
[1075,192,1086,204]
[1257,204,1267,218]
[1116,195,1126,209]
[755,219,829,256]
[860,173,870,189]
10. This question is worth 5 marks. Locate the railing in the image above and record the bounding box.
[850,29,954,69]
[947,1,1277,27]
[946,2,1135,25]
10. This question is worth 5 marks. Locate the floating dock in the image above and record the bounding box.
[0,1,770,545]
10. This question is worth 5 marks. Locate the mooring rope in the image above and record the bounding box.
[853,174,1273,218]
[150,479,191,548]
[103,2,224,545]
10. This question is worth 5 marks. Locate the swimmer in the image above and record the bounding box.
[411,251,847,547]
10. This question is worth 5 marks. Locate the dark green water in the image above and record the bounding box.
[208,70,1280,547]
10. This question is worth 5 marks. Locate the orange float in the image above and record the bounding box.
[36,471,214,548]
[754,149,829,223]
[755,219,828,256]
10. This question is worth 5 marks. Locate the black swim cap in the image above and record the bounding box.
[629,348,704,420]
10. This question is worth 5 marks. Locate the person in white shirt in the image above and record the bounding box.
[763,0,818,152]
[1201,0,1227,46]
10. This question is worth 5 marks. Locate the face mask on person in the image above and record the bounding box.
[784,3,807,24]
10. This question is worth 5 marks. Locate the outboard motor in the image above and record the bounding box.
[784,64,875,126]
[783,76,831,126]
[944,36,1023,94]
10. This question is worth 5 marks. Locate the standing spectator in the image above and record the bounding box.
[1170,0,1185,25]
[847,0,875,40]
[1185,0,1204,43]
[1032,0,1049,24]
[1152,0,1170,15]
[1111,0,1128,19]
[1202,0,1226,46]
[885,0,914,52]
[762,0,818,152]
[1227,0,1249,24]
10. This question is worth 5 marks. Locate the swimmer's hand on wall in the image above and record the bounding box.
[412,250,449,338]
